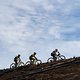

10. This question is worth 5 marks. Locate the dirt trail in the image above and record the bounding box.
[0,57,80,80]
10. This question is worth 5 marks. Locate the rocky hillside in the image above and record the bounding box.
[0,57,80,80]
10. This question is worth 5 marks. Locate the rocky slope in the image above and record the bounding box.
[0,57,80,80]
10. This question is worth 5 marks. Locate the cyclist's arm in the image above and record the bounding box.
[57,51,60,55]
[34,56,38,60]
[19,58,21,62]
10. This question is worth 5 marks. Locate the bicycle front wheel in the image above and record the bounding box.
[18,62,24,67]
[58,55,66,60]
[25,61,31,65]
[35,60,42,65]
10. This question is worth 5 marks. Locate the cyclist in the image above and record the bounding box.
[51,49,60,61]
[29,52,38,64]
[14,54,21,67]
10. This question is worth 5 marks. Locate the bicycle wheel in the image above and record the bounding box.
[58,55,66,60]
[35,60,42,65]
[18,62,24,67]
[10,63,15,69]
[25,61,31,65]
[47,57,54,62]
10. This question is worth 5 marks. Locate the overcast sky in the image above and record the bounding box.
[0,0,80,69]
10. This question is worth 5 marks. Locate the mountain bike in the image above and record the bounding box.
[10,60,24,69]
[47,54,66,62]
[25,59,42,65]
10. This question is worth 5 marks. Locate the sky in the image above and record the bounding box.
[0,0,80,69]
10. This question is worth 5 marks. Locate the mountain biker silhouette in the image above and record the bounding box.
[10,54,24,68]
[29,52,38,64]
[51,49,60,61]
[25,52,42,65]
[14,54,21,67]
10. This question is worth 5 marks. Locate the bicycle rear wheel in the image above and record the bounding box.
[47,57,54,62]
[10,63,15,69]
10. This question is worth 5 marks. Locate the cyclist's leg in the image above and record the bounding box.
[51,56,54,62]
[52,55,56,61]
[30,59,33,64]
[15,61,18,68]
[32,58,35,64]
[54,56,57,61]
[29,57,32,64]
[30,57,34,64]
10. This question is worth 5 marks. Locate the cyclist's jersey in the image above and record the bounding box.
[51,51,56,56]
[29,54,37,60]
[30,54,35,58]
[14,56,20,62]
[51,51,59,57]
[56,51,60,56]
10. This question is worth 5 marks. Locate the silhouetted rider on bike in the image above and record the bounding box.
[14,54,21,67]
[51,49,60,61]
[29,52,38,63]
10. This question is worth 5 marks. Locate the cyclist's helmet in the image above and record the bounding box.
[18,54,20,57]
[34,52,36,55]
[55,49,58,52]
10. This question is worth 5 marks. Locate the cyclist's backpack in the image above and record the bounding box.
[51,51,56,56]
[51,52,53,56]
[14,56,17,62]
